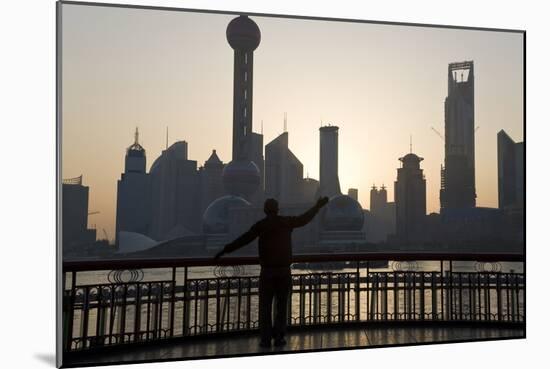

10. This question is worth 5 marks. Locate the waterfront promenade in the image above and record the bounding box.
[64,323,524,367]
[61,251,525,367]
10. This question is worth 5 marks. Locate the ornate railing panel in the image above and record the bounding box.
[62,253,524,352]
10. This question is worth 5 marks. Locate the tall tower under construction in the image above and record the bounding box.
[440,61,476,210]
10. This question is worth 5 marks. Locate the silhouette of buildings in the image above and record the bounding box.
[395,153,427,243]
[265,132,314,204]
[347,188,358,201]
[62,175,96,255]
[300,177,320,204]
[440,61,476,211]
[115,129,152,244]
[249,132,265,202]
[370,185,388,213]
[498,130,524,210]
[109,15,370,257]
[149,141,201,239]
[320,195,365,248]
[316,125,365,248]
[318,125,341,198]
[199,150,225,215]
[366,185,395,243]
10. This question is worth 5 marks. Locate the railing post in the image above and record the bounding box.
[419,272,425,321]
[216,279,221,332]
[355,262,360,322]
[182,267,189,336]
[170,267,176,337]
[237,277,242,330]
[65,271,76,352]
[134,283,141,342]
[81,286,90,349]
[440,260,445,321]
[511,271,517,322]
[449,260,453,321]
[431,272,437,321]
[326,274,332,324]
[393,270,398,321]
[119,284,128,343]
[458,271,463,321]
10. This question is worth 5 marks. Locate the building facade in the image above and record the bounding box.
[395,153,427,243]
[62,175,96,255]
[440,61,476,210]
[318,125,341,198]
[497,129,524,209]
[115,130,152,244]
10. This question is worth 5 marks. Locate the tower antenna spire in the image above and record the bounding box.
[134,126,139,144]
[409,134,413,153]
[261,120,264,135]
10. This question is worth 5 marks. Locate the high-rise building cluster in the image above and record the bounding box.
[63,15,524,258]
[113,16,364,256]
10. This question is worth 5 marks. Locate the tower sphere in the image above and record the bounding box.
[226,15,261,51]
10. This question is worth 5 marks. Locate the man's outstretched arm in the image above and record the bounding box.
[287,196,329,228]
[214,224,260,260]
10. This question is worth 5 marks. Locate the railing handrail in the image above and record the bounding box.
[63,251,525,272]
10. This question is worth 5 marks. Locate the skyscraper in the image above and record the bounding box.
[395,153,427,242]
[366,184,395,243]
[497,130,524,209]
[347,188,358,201]
[265,132,304,204]
[115,129,152,243]
[199,150,225,215]
[440,61,476,210]
[150,141,201,240]
[318,125,341,198]
[249,131,265,202]
[62,175,96,255]
[370,185,387,214]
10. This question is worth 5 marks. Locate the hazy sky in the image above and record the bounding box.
[61,4,524,240]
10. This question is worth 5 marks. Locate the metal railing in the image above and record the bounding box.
[62,252,525,352]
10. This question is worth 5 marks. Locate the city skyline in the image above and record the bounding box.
[61,5,524,240]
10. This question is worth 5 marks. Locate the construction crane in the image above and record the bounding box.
[431,125,480,141]
[102,229,109,242]
[431,126,444,141]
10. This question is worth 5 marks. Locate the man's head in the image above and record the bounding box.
[264,198,279,216]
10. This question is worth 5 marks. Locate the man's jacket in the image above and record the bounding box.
[222,204,323,268]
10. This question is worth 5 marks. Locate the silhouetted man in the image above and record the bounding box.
[214,196,329,348]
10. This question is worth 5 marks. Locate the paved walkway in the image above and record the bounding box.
[64,324,524,367]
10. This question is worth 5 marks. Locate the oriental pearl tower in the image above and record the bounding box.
[222,15,262,199]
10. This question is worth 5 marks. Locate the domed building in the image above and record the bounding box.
[318,195,367,249]
[322,194,364,231]
[203,195,251,234]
